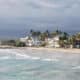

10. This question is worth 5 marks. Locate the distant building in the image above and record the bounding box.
[20,36,33,47]
[20,36,29,43]
[20,36,42,47]
[20,35,60,48]
[73,39,80,48]
[32,37,42,46]
[45,36,60,48]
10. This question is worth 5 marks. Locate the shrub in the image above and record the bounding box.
[41,42,47,47]
[15,41,26,47]
[1,40,16,46]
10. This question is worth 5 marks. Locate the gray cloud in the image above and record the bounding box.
[0,0,79,17]
[0,0,79,35]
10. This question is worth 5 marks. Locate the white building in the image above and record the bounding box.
[20,35,60,48]
[45,36,60,48]
[31,37,42,47]
[20,36,28,43]
[20,36,42,47]
[20,36,33,47]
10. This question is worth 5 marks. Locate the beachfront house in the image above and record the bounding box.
[20,36,28,43]
[73,39,80,48]
[45,36,60,48]
[20,36,34,47]
[20,36,42,47]
[32,36,42,47]
[53,36,60,48]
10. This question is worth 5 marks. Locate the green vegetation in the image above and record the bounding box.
[29,29,80,48]
[41,42,47,47]
[1,40,16,46]
[1,40,26,47]
[1,29,80,48]
[15,41,26,47]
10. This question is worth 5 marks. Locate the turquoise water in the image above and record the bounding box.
[0,49,80,80]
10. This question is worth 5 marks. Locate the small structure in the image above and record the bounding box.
[20,36,34,47]
[31,36,42,47]
[73,39,80,48]
[53,36,60,48]
[20,36,42,47]
[20,36,29,43]
[45,36,60,48]
[70,45,73,49]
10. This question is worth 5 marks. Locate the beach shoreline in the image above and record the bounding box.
[0,45,80,54]
[25,47,80,54]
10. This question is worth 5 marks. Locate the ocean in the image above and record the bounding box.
[0,49,80,80]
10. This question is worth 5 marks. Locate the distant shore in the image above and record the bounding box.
[0,45,80,54]
[25,47,80,54]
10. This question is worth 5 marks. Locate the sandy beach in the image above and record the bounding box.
[0,46,80,54]
[11,47,80,54]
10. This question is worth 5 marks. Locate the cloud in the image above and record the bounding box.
[0,0,79,30]
[27,0,80,17]
[31,0,62,8]
[0,0,80,38]
[0,0,79,18]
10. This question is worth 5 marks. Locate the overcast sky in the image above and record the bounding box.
[0,0,80,37]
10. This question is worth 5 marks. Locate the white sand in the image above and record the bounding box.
[18,47,80,54]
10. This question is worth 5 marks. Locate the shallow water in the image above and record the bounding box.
[0,49,80,80]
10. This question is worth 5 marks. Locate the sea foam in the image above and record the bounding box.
[11,50,59,62]
[0,56,11,60]
[0,49,59,62]
[72,66,80,69]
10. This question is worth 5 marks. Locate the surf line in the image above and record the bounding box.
[4,49,59,62]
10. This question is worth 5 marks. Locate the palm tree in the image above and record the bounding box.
[55,27,62,35]
[39,32,48,41]
[30,29,33,33]
[51,32,57,37]
[30,29,41,37]
[59,40,65,47]
[30,29,34,36]
[76,33,80,39]
[36,31,41,36]
[46,30,50,37]
[60,32,69,40]
[68,35,76,45]
[39,34,45,41]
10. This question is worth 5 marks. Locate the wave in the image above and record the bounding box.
[0,56,11,60]
[12,51,59,62]
[0,49,59,62]
[31,57,41,60]
[42,58,59,62]
[72,66,80,69]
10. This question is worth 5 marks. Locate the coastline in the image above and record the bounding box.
[0,45,80,54]
[25,47,80,54]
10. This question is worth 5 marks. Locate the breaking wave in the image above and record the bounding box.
[72,66,80,69]
[0,56,11,60]
[0,49,59,62]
